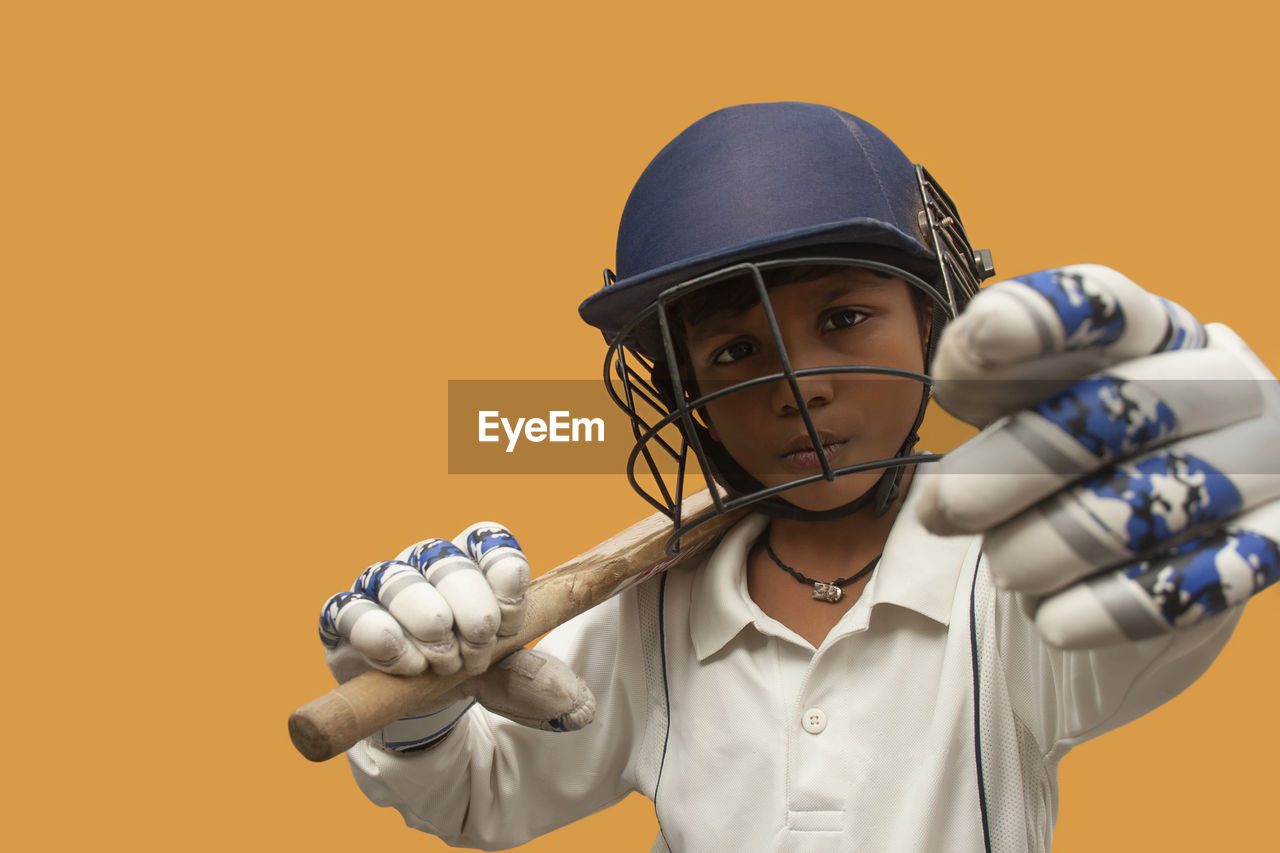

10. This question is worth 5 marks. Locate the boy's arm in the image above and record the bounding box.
[316,525,652,849]
[987,577,1240,751]
[344,591,651,849]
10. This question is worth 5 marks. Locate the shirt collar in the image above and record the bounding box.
[689,485,978,661]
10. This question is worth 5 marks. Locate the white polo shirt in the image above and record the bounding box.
[348,491,1239,852]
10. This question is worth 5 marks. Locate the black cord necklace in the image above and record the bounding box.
[764,537,881,604]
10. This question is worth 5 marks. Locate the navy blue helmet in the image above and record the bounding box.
[579,102,995,548]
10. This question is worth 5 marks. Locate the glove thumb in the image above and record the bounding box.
[461,648,596,732]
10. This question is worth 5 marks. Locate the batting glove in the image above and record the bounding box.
[318,522,595,751]
[917,264,1280,648]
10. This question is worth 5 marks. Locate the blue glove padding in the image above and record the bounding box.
[321,522,529,680]
[918,264,1280,647]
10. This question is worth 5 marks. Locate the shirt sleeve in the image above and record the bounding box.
[995,584,1243,756]
[343,585,654,850]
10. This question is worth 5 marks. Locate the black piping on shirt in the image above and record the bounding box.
[655,572,675,852]
[969,552,993,853]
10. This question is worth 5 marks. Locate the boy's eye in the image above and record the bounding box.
[822,309,867,331]
[711,340,757,365]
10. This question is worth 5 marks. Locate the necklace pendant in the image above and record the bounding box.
[812,582,843,603]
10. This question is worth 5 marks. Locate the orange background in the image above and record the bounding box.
[5,1,1278,850]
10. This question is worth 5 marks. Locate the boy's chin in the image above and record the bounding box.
[771,473,881,514]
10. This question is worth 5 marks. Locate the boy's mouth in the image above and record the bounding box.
[779,432,848,472]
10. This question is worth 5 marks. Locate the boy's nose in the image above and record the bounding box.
[770,345,837,415]
[772,374,835,415]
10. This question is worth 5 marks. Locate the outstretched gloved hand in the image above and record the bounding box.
[318,523,595,752]
[917,264,1280,648]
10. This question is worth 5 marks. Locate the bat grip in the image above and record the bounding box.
[288,628,535,763]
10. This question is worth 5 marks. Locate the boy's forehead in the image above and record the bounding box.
[682,266,899,335]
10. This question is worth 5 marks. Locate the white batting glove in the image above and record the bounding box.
[318,523,594,751]
[917,265,1280,648]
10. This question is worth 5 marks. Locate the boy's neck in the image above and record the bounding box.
[767,467,914,571]
[745,468,916,649]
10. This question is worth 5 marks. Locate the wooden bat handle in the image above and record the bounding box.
[289,497,738,762]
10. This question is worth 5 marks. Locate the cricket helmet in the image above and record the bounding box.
[578,102,995,548]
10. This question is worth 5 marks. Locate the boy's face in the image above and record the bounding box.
[681,267,929,512]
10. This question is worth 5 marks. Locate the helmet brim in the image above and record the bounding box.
[578,218,935,342]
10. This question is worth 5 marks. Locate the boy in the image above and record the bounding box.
[318,102,1280,851]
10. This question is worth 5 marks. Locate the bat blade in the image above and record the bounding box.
[288,491,741,762]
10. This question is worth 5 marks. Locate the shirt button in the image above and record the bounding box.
[802,708,827,734]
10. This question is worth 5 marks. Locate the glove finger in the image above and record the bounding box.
[918,345,1265,535]
[409,538,500,675]
[353,561,462,675]
[318,591,426,677]
[463,648,596,732]
[457,522,530,637]
[933,264,1207,427]
[1033,500,1280,648]
[982,417,1280,596]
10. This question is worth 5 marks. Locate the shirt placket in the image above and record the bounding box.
[781,632,868,835]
